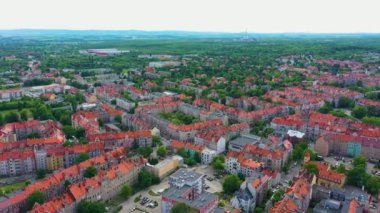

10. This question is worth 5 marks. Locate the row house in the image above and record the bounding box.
[231,172,272,213]
[170,140,216,165]
[123,114,151,131]
[116,98,135,111]
[194,123,249,154]
[126,86,151,100]
[226,151,263,177]
[71,111,101,136]
[227,96,273,111]
[357,98,380,113]
[0,151,35,176]
[0,143,104,176]
[304,158,346,188]
[269,176,312,213]
[94,84,126,102]
[167,118,224,141]
[243,139,292,171]
[308,85,364,106]
[31,158,145,213]
[0,137,63,153]
[315,133,380,160]
[0,120,40,142]
[194,99,288,124]
[0,88,23,101]
[88,130,152,149]
[0,148,126,213]
[98,103,125,123]
[272,111,380,141]
[266,87,325,111]
[142,80,158,90]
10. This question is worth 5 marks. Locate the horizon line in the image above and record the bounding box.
[1,28,380,34]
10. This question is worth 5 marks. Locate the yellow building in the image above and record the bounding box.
[147,155,183,179]
[306,161,346,188]
[47,154,64,171]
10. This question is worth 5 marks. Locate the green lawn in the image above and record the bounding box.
[0,181,26,196]
[158,111,200,125]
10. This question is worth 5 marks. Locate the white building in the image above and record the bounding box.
[201,148,217,165]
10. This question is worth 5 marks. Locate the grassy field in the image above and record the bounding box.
[0,181,26,196]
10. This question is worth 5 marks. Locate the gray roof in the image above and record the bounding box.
[331,186,370,202]
[170,168,203,182]
[229,134,261,151]
[162,185,217,210]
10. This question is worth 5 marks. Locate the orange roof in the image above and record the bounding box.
[69,178,100,200]
[286,177,310,200]
[348,199,361,213]
[171,140,205,152]
[252,175,270,189]
[241,159,262,169]
[269,197,298,213]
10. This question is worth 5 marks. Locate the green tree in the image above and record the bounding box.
[79,137,89,144]
[84,166,98,178]
[27,190,45,210]
[36,169,46,179]
[120,184,133,199]
[347,166,366,186]
[194,152,201,163]
[20,110,30,121]
[352,106,368,119]
[304,163,320,175]
[76,153,90,164]
[338,96,354,108]
[272,189,285,202]
[27,132,41,139]
[62,125,77,138]
[318,104,332,114]
[352,155,366,168]
[171,202,196,213]
[336,164,346,173]
[157,146,167,157]
[138,168,153,189]
[177,148,189,158]
[138,146,153,158]
[212,155,225,171]
[33,104,53,120]
[77,201,106,213]
[362,116,380,126]
[364,175,380,194]
[184,158,196,166]
[0,114,5,125]
[148,157,159,165]
[5,111,20,123]
[114,115,122,123]
[152,135,162,146]
[223,174,242,195]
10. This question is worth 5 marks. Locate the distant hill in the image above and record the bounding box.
[0,29,379,40]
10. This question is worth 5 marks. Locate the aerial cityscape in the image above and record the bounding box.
[0,1,380,213]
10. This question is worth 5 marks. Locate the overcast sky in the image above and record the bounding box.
[1,0,379,33]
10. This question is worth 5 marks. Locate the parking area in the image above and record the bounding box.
[121,178,169,213]
[192,165,223,193]
[119,165,222,213]
[325,156,377,174]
